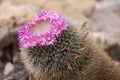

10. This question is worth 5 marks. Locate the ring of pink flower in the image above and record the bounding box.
[18,10,68,48]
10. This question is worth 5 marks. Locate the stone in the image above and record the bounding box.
[85,0,120,61]
[4,62,14,75]
[9,0,95,18]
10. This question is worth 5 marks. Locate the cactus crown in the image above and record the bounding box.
[18,10,68,48]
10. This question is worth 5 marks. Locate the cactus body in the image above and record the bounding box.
[19,11,120,80]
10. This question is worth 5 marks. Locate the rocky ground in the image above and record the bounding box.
[0,0,120,80]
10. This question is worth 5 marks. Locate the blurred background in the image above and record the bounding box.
[0,0,120,80]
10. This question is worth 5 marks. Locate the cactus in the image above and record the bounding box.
[18,11,120,80]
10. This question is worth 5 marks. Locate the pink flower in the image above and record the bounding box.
[18,10,68,48]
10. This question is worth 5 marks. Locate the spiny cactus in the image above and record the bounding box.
[18,11,120,80]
